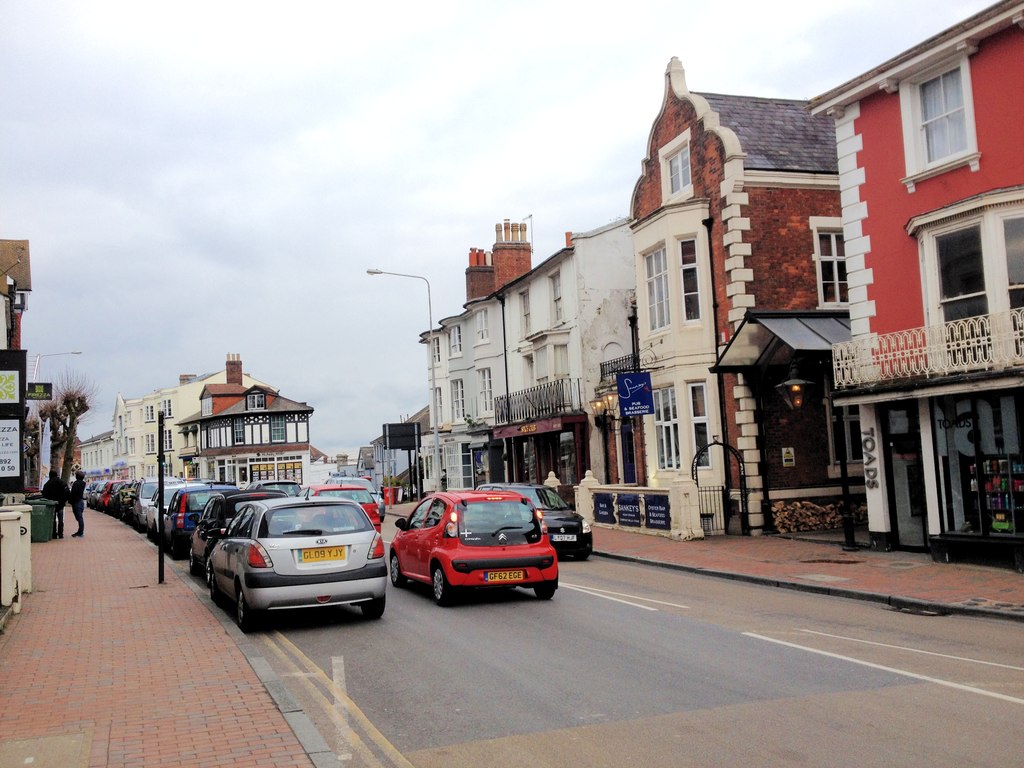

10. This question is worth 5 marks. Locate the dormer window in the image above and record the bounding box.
[201,397,212,416]
[659,128,693,201]
[247,392,266,410]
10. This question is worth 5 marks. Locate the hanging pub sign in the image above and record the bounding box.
[645,494,671,530]
[617,493,641,527]
[594,492,616,524]
[616,372,654,417]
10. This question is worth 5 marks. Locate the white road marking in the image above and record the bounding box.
[800,629,1024,671]
[745,632,1024,705]
[561,582,690,611]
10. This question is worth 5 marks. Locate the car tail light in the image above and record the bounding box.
[247,542,273,569]
[367,533,385,560]
[175,495,187,529]
[444,510,458,538]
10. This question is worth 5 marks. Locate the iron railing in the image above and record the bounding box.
[833,308,1024,388]
[600,354,638,380]
[494,378,583,425]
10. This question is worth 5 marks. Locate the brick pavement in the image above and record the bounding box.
[0,508,315,768]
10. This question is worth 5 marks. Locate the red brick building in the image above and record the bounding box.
[627,58,851,535]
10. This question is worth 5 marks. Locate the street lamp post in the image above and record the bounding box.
[366,269,442,494]
[31,351,82,486]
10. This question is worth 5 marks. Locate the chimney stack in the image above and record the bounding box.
[467,217,532,301]
[225,353,243,386]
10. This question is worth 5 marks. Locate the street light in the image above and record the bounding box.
[366,269,441,494]
[31,351,83,485]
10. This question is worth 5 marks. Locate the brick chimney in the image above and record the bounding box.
[225,353,243,386]
[465,218,532,301]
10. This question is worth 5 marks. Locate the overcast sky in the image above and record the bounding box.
[1,0,992,457]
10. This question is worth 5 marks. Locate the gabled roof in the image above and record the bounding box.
[700,93,838,174]
[214,393,313,418]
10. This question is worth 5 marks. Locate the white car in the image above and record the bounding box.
[207,497,387,632]
[132,476,185,532]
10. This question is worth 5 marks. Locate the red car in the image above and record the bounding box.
[389,490,558,605]
[303,484,381,531]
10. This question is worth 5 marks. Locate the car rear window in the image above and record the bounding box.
[317,489,373,503]
[459,500,542,546]
[261,504,373,537]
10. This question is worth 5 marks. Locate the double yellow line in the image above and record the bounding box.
[256,630,416,768]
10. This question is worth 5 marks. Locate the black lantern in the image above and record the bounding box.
[775,359,813,410]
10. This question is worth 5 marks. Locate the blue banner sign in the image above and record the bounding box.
[616,372,654,416]
[645,495,671,530]
[594,493,616,524]
[617,493,641,527]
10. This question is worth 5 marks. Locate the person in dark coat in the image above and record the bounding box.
[69,470,87,537]
[42,470,69,539]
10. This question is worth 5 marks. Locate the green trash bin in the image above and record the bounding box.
[29,498,56,542]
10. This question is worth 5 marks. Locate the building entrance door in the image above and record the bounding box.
[882,403,928,550]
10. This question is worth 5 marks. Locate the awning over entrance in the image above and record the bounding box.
[713,309,851,372]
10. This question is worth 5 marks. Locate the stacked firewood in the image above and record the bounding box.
[771,499,868,533]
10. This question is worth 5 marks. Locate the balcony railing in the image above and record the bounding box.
[600,354,638,380]
[494,378,583,425]
[833,308,1024,388]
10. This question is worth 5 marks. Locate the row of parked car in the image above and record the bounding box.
[85,475,592,633]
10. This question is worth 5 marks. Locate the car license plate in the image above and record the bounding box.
[550,534,577,542]
[299,546,347,563]
[484,569,525,582]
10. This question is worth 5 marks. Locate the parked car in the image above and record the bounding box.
[161,482,237,558]
[116,481,139,523]
[327,476,384,520]
[477,482,593,560]
[101,481,125,516]
[206,497,387,632]
[303,484,381,530]
[245,479,302,496]
[132,476,185,532]
[86,480,105,509]
[389,490,558,605]
[188,489,286,576]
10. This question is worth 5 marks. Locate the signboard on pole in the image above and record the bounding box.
[0,351,26,492]
[25,382,52,401]
[615,372,654,417]
[384,422,421,451]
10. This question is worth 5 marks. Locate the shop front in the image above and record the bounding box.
[850,381,1024,569]
[492,415,588,486]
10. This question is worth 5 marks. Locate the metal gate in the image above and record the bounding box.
[691,439,749,535]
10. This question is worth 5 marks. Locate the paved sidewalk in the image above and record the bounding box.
[589,524,1024,621]
[0,509,316,768]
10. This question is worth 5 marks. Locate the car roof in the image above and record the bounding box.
[437,489,531,503]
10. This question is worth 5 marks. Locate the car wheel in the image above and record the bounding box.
[360,595,386,620]
[534,581,557,600]
[207,560,222,606]
[389,551,407,588]
[235,585,259,633]
[171,539,186,560]
[188,548,202,576]
[432,564,456,607]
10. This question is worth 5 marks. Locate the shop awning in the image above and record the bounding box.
[713,309,851,372]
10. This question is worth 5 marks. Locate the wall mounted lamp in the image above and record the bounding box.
[590,391,618,429]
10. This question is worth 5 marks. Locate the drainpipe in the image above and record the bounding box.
[704,216,731,492]
[498,293,512,481]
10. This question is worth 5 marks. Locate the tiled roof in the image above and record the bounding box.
[699,93,838,174]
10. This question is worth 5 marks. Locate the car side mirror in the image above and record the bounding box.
[394,518,409,531]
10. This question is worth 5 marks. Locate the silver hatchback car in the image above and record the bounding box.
[206,497,387,632]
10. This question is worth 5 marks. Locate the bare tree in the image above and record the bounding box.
[39,370,96,483]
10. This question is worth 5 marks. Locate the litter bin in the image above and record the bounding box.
[382,487,395,506]
[28,498,56,542]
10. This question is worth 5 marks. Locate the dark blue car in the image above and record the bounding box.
[162,482,237,559]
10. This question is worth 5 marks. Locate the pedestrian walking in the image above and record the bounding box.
[41,469,69,539]
[69,469,87,537]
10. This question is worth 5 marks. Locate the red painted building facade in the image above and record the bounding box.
[811,2,1024,567]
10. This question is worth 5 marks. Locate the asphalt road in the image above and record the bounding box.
[207,530,1023,768]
